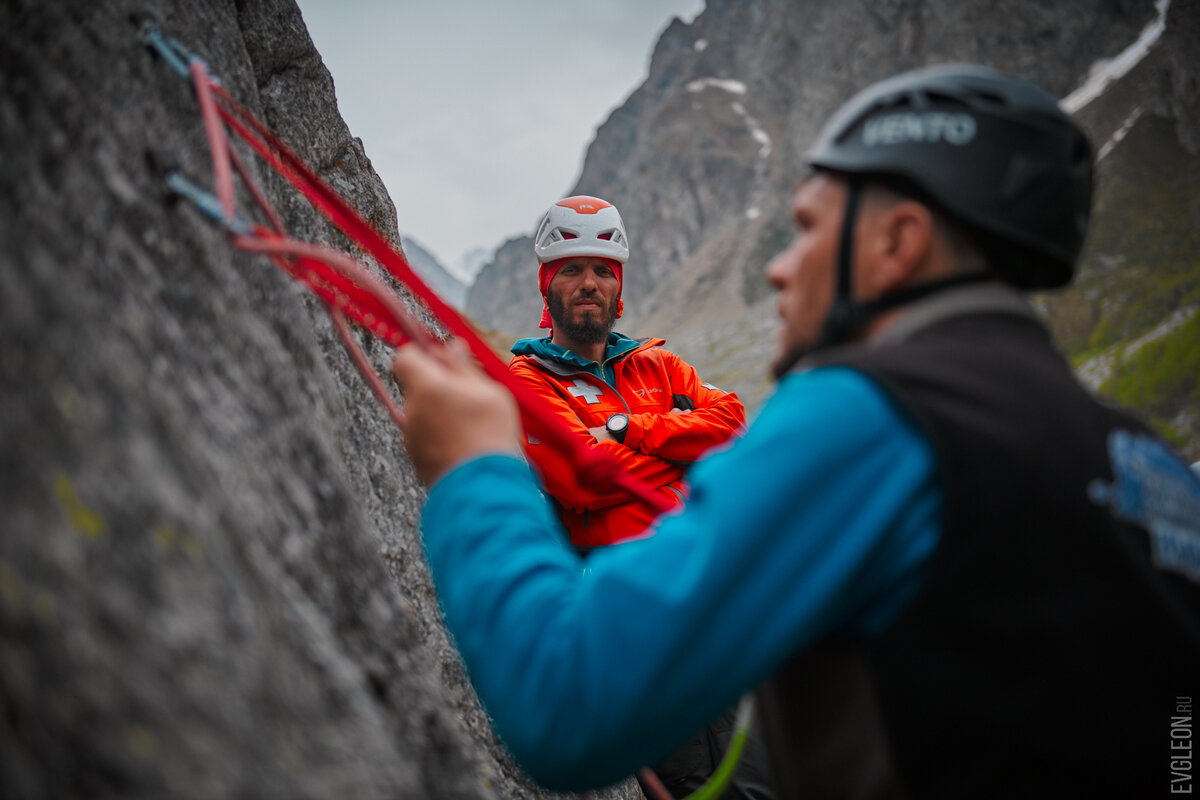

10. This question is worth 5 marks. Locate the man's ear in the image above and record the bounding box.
[860,200,934,295]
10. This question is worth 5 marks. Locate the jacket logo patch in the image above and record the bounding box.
[567,378,604,404]
[1088,430,1200,584]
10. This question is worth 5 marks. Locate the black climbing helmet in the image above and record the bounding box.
[804,63,1094,290]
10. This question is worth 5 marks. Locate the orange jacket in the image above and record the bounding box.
[509,335,746,548]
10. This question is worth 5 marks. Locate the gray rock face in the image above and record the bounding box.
[0,1,637,798]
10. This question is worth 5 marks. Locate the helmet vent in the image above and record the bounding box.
[560,231,578,240]
[925,90,969,108]
[954,86,1010,109]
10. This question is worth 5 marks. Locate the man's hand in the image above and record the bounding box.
[391,339,523,486]
[588,424,614,442]
[590,406,689,441]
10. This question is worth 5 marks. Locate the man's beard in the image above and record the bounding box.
[770,316,862,380]
[548,288,618,345]
[770,343,810,381]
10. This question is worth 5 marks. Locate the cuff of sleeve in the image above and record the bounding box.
[621,415,645,451]
[427,452,530,503]
[425,453,534,531]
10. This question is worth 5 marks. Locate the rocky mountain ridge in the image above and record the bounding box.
[467,0,1200,457]
[402,234,468,309]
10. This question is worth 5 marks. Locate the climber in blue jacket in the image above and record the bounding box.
[392,65,1200,798]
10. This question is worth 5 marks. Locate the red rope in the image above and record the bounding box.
[638,767,676,800]
[233,232,430,348]
[330,306,408,432]
[190,60,236,223]
[183,61,674,516]
[211,102,412,439]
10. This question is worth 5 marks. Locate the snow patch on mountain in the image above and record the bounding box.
[685,77,747,94]
[732,101,772,158]
[1098,106,1146,161]
[1062,0,1171,113]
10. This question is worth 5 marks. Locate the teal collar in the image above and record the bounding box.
[511,332,645,384]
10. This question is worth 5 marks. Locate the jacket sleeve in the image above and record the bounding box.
[622,350,746,462]
[509,361,686,511]
[419,367,942,791]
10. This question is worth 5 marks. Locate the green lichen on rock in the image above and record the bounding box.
[1099,308,1200,449]
[1041,111,1200,459]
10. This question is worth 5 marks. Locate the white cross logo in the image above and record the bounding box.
[567,378,604,404]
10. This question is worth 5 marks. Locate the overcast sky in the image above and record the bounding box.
[294,0,705,281]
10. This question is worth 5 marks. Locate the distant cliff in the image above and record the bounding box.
[466,0,1200,457]
[0,1,636,797]
[402,234,468,309]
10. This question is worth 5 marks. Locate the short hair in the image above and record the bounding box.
[857,173,1000,277]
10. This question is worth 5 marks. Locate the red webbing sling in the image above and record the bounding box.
[172,50,673,516]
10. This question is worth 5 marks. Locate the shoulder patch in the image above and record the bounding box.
[1088,429,1200,584]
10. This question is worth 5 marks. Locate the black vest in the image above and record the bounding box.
[757,305,1200,798]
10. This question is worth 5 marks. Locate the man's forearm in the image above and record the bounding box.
[525,434,686,510]
[623,395,746,461]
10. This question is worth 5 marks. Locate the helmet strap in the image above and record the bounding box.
[814,177,864,350]
[814,177,992,351]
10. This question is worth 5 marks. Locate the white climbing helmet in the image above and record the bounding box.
[533,195,629,265]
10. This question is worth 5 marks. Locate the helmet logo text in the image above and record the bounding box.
[862,112,977,148]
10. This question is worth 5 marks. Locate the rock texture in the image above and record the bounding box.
[0,1,637,798]
[466,0,1200,456]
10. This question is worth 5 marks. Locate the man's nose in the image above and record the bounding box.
[765,251,790,289]
[765,237,804,289]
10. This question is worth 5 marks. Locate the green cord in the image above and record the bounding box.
[658,694,754,800]
[688,694,755,800]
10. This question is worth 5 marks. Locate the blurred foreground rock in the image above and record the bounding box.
[0,1,639,797]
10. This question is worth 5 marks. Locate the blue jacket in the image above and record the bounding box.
[420,366,941,790]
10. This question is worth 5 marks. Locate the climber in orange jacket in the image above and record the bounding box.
[509,195,766,798]
[508,195,746,552]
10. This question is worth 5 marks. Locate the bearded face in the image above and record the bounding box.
[545,258,622,346]
[547,284,619,345]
